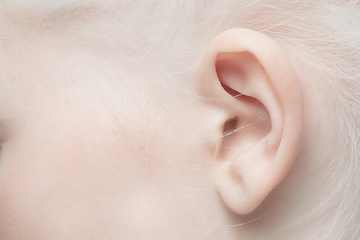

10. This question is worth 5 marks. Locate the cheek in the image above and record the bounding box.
[0,83,216,239]
[0,105,150,238]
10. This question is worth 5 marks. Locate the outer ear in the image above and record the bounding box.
[197,29,304,214]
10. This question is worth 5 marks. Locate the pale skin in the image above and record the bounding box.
[0,26,334,239]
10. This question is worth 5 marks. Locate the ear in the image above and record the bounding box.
[196,29,304,214]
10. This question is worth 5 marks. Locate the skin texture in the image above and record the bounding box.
[0,23,334,240]
[0,30,236,240]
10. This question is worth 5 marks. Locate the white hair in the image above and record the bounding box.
[1,0,360,239]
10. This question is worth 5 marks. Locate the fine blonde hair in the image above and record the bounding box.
[1,1,360,239]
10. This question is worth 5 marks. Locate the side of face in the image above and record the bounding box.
[0,27,236,239]
[0,3,344,240]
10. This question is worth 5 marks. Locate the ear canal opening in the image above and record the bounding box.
[223,116,238,137]
[220,116,239,158]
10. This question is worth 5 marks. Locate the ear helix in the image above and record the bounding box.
[206,29,304,214]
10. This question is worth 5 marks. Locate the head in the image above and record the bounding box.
[0,0,359,239]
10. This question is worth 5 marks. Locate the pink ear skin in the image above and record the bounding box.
[196,29,304,214]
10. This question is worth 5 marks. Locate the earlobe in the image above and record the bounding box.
[198,29,304,214]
